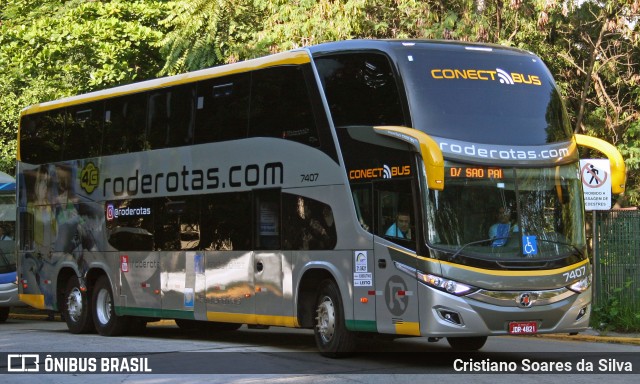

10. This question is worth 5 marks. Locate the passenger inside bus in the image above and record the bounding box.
[385,211,411,239]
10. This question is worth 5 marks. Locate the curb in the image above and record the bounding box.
[533,333,640,346]
[8,313,640,346]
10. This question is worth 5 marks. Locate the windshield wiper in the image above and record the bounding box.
[449,238,497,261]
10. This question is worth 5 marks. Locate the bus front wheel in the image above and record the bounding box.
[92,276,129,336]
[63,275,94,333]
[446,336,488,351]
[313,279,356,357]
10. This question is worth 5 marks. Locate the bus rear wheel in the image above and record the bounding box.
[92,276,129,336]
[63,275,94,333]
[446,336,488,351]
[313,279,356,357]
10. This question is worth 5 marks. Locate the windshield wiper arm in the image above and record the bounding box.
[450,238,497,260]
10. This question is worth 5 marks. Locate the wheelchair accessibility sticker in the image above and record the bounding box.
[522,235,538,256]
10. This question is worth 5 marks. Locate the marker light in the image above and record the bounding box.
[568,275,592,293]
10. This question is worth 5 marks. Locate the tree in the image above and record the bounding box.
[554,1,640,205]
[0,0,171,173]
[158,0,266,75]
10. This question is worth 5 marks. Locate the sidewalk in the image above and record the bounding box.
[8,308,640,346]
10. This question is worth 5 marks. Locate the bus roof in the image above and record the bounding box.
[20,50,311,116]
[20,40,538,117]
[306,39,537,57]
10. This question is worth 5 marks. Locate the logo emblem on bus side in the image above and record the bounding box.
[80,162,99,194]
[517,293,534,308]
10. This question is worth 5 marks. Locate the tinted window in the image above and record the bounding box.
[63,102,103,160]
[249,66,320,146]
[199,192,251,250]
[282,194,336,250]
[148,85,195,149]
[351,185,372,233]
[153,196,200,251]
[195,74,250,144]
[103,94,147,154]
[106,199,154,251]
[315,53,406,127]
[20,112,65,164]
[375,179,416,251]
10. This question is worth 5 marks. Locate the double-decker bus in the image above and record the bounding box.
[17,40,626,355]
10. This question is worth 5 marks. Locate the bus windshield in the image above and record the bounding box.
[396,44,573,146]
[426,162,585,260]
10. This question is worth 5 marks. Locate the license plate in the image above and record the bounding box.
[509,321,538,334]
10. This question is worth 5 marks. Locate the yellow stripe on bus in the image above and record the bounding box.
[395,322,421,336]
[19,294,46,309]
[206,312,299,328]
[388,245,590,277]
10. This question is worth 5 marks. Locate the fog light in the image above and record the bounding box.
[576,305,589,320]
[437,308,463,325]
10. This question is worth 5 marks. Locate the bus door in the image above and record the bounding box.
[350,185,377,329]
[373,179,421,336]
[201,192,254,324]
[253,190,289,326]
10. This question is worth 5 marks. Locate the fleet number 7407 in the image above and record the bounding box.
[563,265,586,282]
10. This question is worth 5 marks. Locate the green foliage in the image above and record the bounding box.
[158,0,266,75]
[592,279,640,332]
[0,0,171,173]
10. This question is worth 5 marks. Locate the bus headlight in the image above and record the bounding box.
[417,272,476,296]
[568,274,592,293]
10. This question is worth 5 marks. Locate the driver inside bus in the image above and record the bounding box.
[489,207,512,246]
[386,211,411,239]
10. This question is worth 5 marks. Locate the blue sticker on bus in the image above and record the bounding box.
[522,236,538,256]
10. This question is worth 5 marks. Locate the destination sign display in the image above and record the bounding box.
[447,166,504,179]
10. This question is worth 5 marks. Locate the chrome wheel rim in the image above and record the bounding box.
[96,288,112,326]
[66,287,83,322]
[316,296,336,344]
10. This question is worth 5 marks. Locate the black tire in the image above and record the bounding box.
[313,279,356,357]
[62,275,94,333]
[92,276,129,336]
[446,336,488,351]
[0,307,9,322]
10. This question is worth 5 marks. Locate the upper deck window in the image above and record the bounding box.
[395,46,572,145]
[315,53,406,128]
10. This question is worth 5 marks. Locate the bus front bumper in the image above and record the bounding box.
[418,283,591,337]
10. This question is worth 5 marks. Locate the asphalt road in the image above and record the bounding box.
[1,316,639,383]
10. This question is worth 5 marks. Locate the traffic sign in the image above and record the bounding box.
[580,159,611,210]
